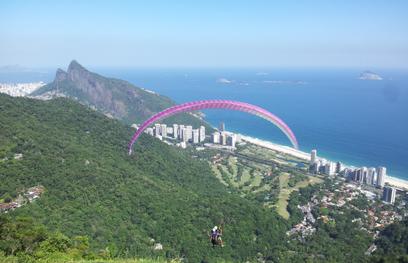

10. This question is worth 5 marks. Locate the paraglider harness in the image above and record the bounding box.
[210,226,224,247]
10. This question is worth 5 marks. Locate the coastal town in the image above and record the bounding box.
[135,120,408,192]
[130,120,408,248]
[285,179,407,255]
[0,81,45,97]
[308,149,400,204]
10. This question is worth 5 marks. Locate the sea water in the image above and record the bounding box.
[99,68,408,180]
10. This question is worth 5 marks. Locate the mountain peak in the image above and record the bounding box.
[67,60,87,73]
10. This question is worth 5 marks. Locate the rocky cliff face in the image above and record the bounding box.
[55,68,68,82]
[31,60,176,123]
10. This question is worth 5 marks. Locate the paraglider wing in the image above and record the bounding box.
[128,100,298,155]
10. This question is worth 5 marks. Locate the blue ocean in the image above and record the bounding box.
[2,68,408,180]
[100,68,408,180]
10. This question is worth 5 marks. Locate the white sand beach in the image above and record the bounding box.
[385,176,408,191]
[240,135,310,160]
[240,134,408,190]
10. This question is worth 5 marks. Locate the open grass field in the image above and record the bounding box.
[211,156,272,192]
[275,173,291,219]
[208,144,322,219]
[275,173,323,219]
[211,164,229,186]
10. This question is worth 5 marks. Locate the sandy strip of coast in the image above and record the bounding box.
[240,135,310,160]
[385,176,408,190]
[240,134,408,190]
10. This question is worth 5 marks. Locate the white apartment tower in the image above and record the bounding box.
[199,126,206,142]
[160,124,167,138]
[178,125,185,140]
[186,125,193,141]
[377,167,386,188]
[154,124,161,136]
[367,167,377,185]
[324,162,336,176]
[181,127,189,142]
[192,129,199,144]
[382,186,396,204]
[212,132,220,144]
[310,149,317,164]
[361,167,368,184]
[227,134,236,147]
[235,134,242,143]
[173,124,179,139]
[220,132,227,145]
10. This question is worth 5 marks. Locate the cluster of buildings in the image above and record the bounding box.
[209,123,241,148]
[286,203,316,240]
[0,81,45,97]
[288,181,404,241]
[138,121,242,149]
[139,123,206,147]
[24,185,45,202]
[343,166,386,188]
[210,131,240,148]
[309,149,345,176]
[308,149,397,204]
[0,202,19,213]
[0,185,45,214]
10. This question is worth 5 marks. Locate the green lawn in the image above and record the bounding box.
[227,156,238,175]
[208,147,322,220]
[276,173,291,219]
[211,164,229,186]
[240,169,251,184]
[275,173,323,219]
[252,172,262,187]
[211,156,263,191]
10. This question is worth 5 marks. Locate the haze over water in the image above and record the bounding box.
[99,68,408,180]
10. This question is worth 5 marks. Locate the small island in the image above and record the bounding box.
[359,70,383,80]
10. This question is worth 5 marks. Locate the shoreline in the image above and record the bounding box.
[239,134,408,190]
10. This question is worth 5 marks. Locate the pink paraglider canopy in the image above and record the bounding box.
[128,100,298,154]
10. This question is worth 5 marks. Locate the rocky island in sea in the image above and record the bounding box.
[359,70,383,80]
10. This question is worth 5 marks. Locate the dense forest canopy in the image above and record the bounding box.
[0,94,286,262]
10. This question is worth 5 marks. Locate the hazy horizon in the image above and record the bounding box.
[2,63,408,72]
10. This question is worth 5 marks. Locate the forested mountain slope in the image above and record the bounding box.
[0,94,286,262]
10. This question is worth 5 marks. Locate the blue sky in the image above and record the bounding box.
[1,0,407,68]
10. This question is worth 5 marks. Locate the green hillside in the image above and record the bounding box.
[0,94,286,262]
